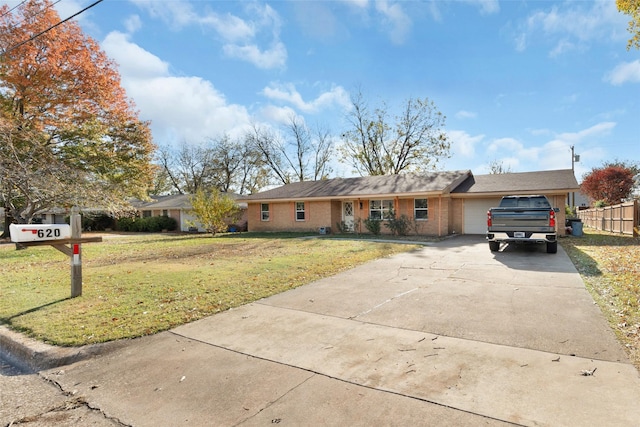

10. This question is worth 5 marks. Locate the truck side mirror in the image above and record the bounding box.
[554,208,560,213]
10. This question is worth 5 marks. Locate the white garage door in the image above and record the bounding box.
[463,198,502,234]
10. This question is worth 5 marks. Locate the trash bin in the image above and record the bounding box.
[571,220,583,237]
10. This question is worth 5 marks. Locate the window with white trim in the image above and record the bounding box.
[295,202,305,221]
[414,199,428,220]
[261,203,270,221]
[369,199,393,220]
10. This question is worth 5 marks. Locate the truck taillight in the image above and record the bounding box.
[487,210,492,227]
[549,209,556,228]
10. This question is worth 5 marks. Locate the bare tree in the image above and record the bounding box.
[246,116,334,185]
[311,124,334,180]
[340,91,450,176]
[488,159,512,174]
[245,123,291,185]
[155,136,270,196]
[156,142,217,194]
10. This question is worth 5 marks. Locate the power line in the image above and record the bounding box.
[1,0,104,57]
[1,0,63,36]
[0,1,29,20]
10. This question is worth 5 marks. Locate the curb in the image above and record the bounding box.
[0,325,126,372]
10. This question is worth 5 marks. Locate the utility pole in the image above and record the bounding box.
[570,146,580,212]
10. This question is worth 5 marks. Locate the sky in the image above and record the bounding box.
[6,0,640,181]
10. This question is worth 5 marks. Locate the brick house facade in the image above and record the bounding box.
[244,170,579,237]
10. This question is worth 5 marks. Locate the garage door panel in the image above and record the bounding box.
[463,198,502,234]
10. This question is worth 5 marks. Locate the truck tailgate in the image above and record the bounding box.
[488,209,553,232]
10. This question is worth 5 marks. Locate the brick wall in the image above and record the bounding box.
[248,201,333,233]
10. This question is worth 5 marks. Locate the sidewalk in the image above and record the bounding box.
[3,236,640,426]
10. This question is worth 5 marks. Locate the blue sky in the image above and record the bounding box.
[13,1,640,180]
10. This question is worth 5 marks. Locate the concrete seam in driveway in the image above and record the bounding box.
[168,327,522,427]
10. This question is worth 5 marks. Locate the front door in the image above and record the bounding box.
[343,201,355,232]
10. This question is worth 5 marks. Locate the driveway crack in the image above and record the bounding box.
[348,287,419,320]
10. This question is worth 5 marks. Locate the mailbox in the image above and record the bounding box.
[9,223,71,243]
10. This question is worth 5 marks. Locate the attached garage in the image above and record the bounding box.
[452,170,579,236]
[463,198,502,234]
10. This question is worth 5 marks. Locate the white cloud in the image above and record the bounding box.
[556,122,616,143]
[261,83,351,114]
[102,32,170,79]
[129,0,196,29]
[487,137,541,164]
[549,39,575,58]
[448,130,484,158]
[124,15,142,34]
[455,110,477,120]
[201,13,255,42]
[605,60,640,85]
[223,42,287,70]
[464,0,500,15]
[536,122,616,170]
[130,1,287,70]
[342,0,369,8]
[375,0,412,44]
[101,31,251,144]
[259,105,299,125]
[516,1,627,54]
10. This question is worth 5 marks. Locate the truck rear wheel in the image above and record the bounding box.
[546,241,557,254]
[489,241,500,252]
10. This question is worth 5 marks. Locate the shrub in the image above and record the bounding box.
[116,216,177,232]
[385,211,411,236]
[82,213,115,231]
[363,217,381,235]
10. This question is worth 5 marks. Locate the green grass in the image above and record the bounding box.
[0,232,418,346]
[560,229,640,369]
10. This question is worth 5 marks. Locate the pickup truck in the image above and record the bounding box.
[486,195,559,254]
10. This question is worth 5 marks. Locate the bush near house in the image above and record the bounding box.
[82,213,116,231]
[363,217,382,235]
[116,216,178,232]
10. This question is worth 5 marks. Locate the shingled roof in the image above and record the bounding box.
[451,169,579,195]
[244,170,472,201]
[133,193,246,210]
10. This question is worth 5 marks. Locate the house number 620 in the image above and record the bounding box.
[37,229,62,238]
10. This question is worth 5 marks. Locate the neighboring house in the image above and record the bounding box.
[35,207,103,225]
[243,169,579,236]
[134,193,248,233]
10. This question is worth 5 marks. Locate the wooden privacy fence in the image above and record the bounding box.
[577,200,639,236]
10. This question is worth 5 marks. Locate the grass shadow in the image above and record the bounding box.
[0,297,72,324]
[560,239,603,278]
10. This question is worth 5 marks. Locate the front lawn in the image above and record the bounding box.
[560,230,640,369]
[0,233,418,346]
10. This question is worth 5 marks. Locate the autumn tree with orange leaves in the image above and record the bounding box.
[0,0,155,230]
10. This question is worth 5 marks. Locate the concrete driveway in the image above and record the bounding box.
[11,236,640,426]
